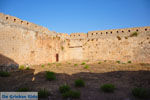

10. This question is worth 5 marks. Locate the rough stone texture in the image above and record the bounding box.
[0,13,150,67]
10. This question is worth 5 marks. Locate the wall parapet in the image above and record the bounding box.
[0,13,56,36]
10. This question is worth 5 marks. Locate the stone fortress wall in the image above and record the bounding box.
[0,13,150,66]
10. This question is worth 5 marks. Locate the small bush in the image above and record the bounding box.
[17,87,29,92]
[0,71,10,77]
[26,67,30,70]
[47,63,51,66]
[74,64,78,66]
[61,46,64,51]
[132,88,149,99]
[75,79,85,87]
[84,65,89,69]
[98,62,101,64]
[116,61,120,64]
[45,71,56,81]
[38,89,49,98]
[62,90,80,99]
[104,60,107,62]
[100,84,115,93]
[128,61,132,63]
[19,65,24,70]
[56,63,61,66]
[41,64,45,68]
[59,85,70,93]
[81,62,86,65]
[130,32,138,37]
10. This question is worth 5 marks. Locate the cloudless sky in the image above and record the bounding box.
[0,0,150,34]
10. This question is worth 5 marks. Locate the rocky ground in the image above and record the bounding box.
[0,61,150,100]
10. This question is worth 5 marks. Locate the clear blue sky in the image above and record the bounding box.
[0,0,150,34]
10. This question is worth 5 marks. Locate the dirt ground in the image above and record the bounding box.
[0,61,150,100]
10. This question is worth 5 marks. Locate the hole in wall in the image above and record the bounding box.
[117,36,121,40]
[21,21,23,24]
[136,29,138,32]
[6,17,8,20]
[145,28,147,31]
[128,30,130,32]
[110,31,112,34]
[122,31,124,33]
[117,31,119,33]
[106,32,108,34]
[14,19,16,22]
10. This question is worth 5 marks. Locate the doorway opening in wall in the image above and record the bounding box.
[56,53,59,62]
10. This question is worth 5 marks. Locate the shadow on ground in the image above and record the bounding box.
[0,69,150,100]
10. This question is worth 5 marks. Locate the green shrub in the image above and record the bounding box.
[41,64,45,68]
[17,87,29,92]
[59,85,70,93]
[45,71,56,81]
[38,89,49,98]
[84,65,89,69]
[47,63,51,66]
[81,62,86,65]
[26,67,30,70]
[98,62,101,64]
[75,79,85,87]
[116,61,120,64]
[61,46,64,51]
[19,65,24,70]
[130,32,138,37]
[100,84,115,93]
[132,88,149,99]
[0,71,10,77]
[128,61,132,63]
[56,63,61,66]
[104,60,107,62]
[74,64,78,66]
[62,90,80,99]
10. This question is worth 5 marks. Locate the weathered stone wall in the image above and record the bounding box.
[64,27,150,63]
[0,13,150,66]
[0,13,65,66]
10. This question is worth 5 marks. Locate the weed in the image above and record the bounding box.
[130,32,138,37]
[74,64,78,66]
[62,90,80,99]
[19,65,24,70]
[84,65,89,69]
[41,64,45,68]
[59,85,70,93]
[75,79,85,87]
[128,61,132,63]
[116,61,120,64]
[98,62,101,64]
[132,87,149,99]
[17,87,29,92]
[45,71,56,81]
[81,62,86,65]
[0,71,10,77]
[26,67,30,70]
[38,89,49,98]
[100,84,115,93]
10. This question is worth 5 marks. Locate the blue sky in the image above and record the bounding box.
[0,0,150,34]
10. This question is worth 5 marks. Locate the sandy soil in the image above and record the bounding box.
[0,61,150,100]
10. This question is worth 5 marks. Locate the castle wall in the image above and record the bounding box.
[0,13,150,65]
[0,13,64,65]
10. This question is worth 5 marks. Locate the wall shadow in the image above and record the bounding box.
[0,69,150,100]
[0,53,19,71]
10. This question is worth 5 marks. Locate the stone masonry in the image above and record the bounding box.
[0,13,150,66]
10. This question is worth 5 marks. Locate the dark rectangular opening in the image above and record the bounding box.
[56,53,59,62]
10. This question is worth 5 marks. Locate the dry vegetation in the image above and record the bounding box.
[0,61,150,100]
